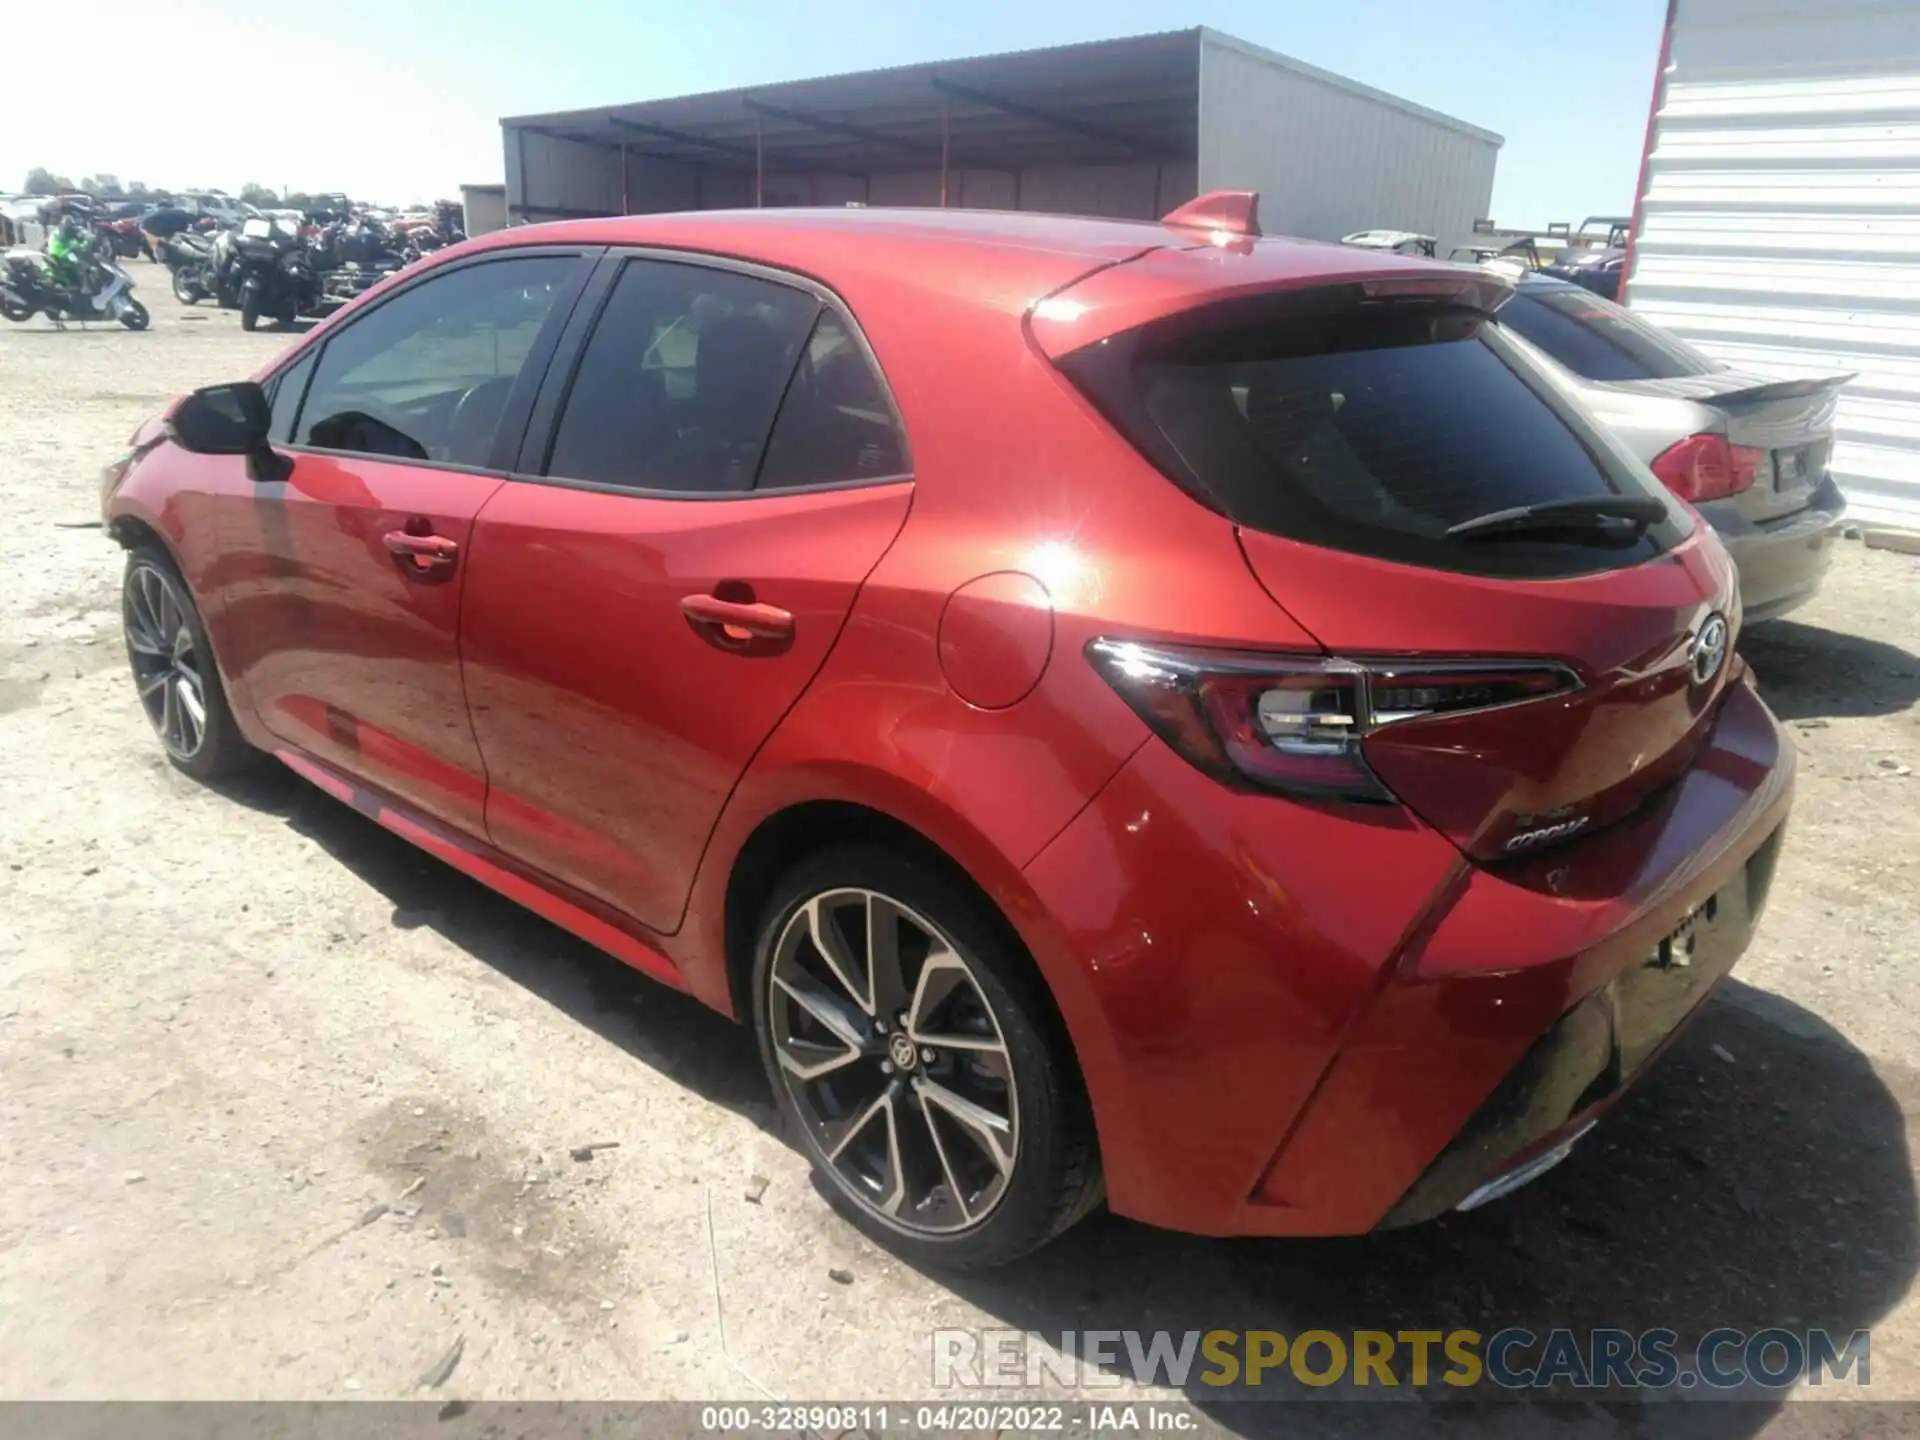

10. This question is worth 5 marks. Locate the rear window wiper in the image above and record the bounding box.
[1447,495,1669,542]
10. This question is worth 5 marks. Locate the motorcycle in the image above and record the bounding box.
[314,217,408,303]
[1,247,150,329]
[94,215,151,261]
[230,216,321,330]
[162,230,219,303]
[392,203,465,255]
[169,226,245,309]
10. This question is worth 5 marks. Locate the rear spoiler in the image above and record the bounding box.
[1708,374,1856,408]
[1030,254,1515,360]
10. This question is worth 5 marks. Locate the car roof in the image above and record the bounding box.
[464,205,1458,311]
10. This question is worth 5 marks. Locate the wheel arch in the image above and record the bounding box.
[108,511,173,561]
[106,501,265,748]
[720,800,1033,1018]
[697,774,1122,1126]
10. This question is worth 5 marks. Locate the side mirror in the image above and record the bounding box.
[167,382,292,481]
[168,382,270,456]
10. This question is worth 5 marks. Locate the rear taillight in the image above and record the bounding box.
[1087,640,1579,804]
[1649,433,1766,502]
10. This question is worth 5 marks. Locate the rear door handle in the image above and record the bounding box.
[383,530,459,570]
[680,593,793,642]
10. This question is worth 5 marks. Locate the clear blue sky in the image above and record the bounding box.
[7,0,1666,227]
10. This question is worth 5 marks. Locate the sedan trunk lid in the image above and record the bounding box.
[1588,370,1849,522]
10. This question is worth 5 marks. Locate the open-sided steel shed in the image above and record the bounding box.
[501,28,1501,251]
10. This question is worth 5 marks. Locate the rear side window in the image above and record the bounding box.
[1059,288,1687,578]
[757,312,908,489]
[546,259,820,494]
[1497,285,1721,382]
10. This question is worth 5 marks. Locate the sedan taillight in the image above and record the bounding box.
[1649,433,1766,503]
[1087,640,1578,804]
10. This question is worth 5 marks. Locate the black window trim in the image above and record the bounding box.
[255,245,605,480]
[265,348,319,447]
[511,245,915,503]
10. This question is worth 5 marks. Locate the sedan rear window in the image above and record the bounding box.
[1496,284,1721,382]
[1057,288,1687,578]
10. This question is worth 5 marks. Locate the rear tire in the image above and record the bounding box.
[750,845,1101,1269]
[172,268,199,305]
[1,296,30,323]
[240,296,261,331]
[121,546,257,780]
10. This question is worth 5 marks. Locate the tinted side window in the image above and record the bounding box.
[297,256,573,466]
[1497,286,1720,383]
[757,312,908,489]
[268,351,316,444]
[546,260,819,494]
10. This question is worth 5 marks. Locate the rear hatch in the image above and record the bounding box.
[1494,280,1849,522]
[1036,247,1742,863]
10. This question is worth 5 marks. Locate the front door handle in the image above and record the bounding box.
[680,593,794,644]
[383,530,459,571]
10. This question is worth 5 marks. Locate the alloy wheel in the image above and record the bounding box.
[123,562,208,760]
[769,888,1019,1235]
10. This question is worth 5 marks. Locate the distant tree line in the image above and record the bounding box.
[20,171,350,212]
[24,168,146,197]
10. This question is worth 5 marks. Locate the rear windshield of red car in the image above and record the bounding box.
[1055,286,1689,579]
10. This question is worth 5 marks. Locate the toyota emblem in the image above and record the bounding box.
[1690,613,1729,686]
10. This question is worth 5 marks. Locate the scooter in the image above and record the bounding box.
[0,248,150,329]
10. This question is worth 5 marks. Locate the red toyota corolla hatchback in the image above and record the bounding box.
[103,199,1793,1268]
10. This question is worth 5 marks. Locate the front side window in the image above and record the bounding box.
[296,255,574,467]
[546,259,821,494]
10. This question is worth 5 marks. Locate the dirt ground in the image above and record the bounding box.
[0,277,1916,1438]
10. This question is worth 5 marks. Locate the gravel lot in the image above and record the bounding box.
[0,280,1916,1435]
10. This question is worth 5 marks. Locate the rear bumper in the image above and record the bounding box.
[1705,476,1846,623]
[1376,818,1784,1226]
[1024,676,1793,1237]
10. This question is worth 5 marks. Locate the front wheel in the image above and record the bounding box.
[172,268,200,305]
[240,295,261,331]
[751,846,1101,1269]
[122,548,256,779]
[118,298,150,331]
[1,295,31,323]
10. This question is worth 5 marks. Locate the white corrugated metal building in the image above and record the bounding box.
[1625,0,1920,531]
[500,28,1500,255]
[460,183,508,238]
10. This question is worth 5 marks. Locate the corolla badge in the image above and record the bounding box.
[1504,814,1590,852]
[1690,613,1730,687]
